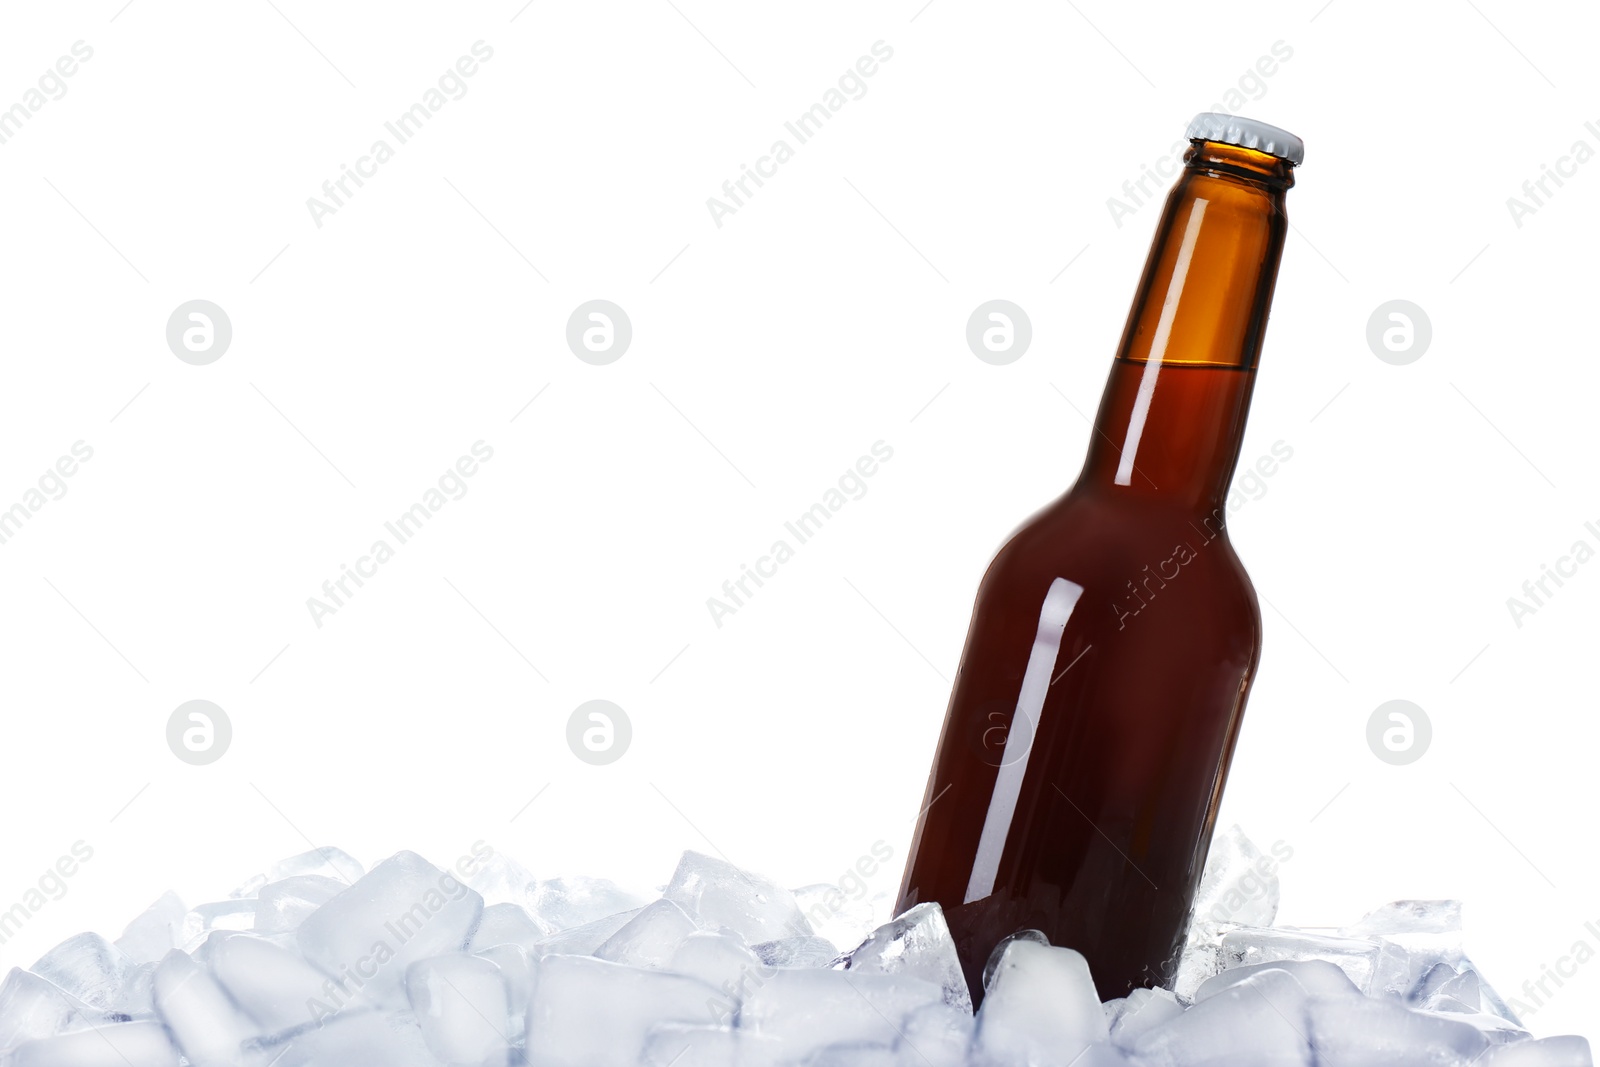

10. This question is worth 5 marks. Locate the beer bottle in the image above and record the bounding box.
[896,114,1303,1001]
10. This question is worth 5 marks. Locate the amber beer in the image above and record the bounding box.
[896,114,1303,1001]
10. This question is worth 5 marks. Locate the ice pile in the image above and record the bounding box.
[0,833,1590,1066]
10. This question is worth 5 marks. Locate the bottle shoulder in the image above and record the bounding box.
[977,487,1260,634]
[1001,487,1244,563]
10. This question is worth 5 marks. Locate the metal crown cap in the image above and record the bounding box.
[1185,113,1304,165]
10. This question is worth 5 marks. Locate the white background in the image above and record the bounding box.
[0,0,1595,1041]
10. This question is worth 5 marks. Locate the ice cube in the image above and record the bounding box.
[269,1009,440,1066]
[0,968,101,1049]
[1477,1036,1595,1066]
[29,933,131,1013]
[115,892,188,965]
[475,943,535,1020]
[1470,963,1525,1028]
[1106,987,1182,1049]
[208,934,332,1037]
[1419,966,1483,1012]
[1367,937,1415,999]
[1171,827,1285,1004]
[1216,926,1387,993]
[151,949,259,1067]
[1342,900,1463,956]
[1131,967,1312,1067]
[981,929,1051,994]
[407,952,513,1065]
[1416,1006,1529,1043]
[792,884,878,951]
[1189,826,1283,929]
[596,899,698,968]
[524,954,720,1067]
[1413,961,1457,1002]
[1304,995,1488,1065]
[530,909,641,958]
[1196,958,1360,1002]
[255,876,347,935]
[796,1043,898,1066]
[295,851,484,1011]
[974,941,1108,1066]
[467,850,537,908]
[642,1024,782,1067]
[1170,920,1232,1003]
[664,852,812,944]
[752,936,837,969]
[834,902,972,1012]
[526,876,645,933]
[7,1019,182,1067]
[182,900,259,950]
[1342,899,1466,999]
[119,961,156,1017]
[231,847,365,898]
[740,969,944,1060]
[668,932,765,1003]
[470,902,549,953]
[896,1001,974,1067]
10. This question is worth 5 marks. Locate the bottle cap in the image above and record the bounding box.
[1186,113,1304,165]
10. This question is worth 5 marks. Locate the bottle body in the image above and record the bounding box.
[896,134,1294,1001]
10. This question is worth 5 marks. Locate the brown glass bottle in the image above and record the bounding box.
[896,118,1301,1002]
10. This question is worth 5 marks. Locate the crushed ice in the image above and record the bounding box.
[0,830,1589,1066]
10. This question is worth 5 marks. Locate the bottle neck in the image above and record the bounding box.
[1079,141,1291,515]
